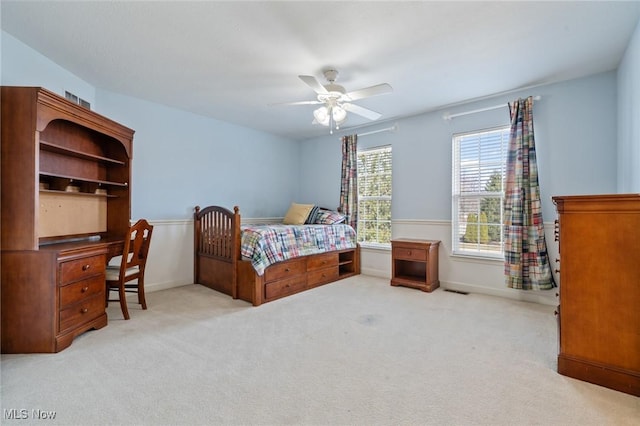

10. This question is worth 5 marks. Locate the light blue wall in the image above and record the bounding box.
[1,30,300,220]
[95,90,300,220]
[1,32,96,104]
[617,19,640,193]
[299,72,619,223]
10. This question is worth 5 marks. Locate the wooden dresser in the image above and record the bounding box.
[1,87,134,353]
[390,239,440,292]
[552,194,640,396]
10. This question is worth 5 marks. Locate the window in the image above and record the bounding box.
[452,126,509,258]
[357,146,392,246]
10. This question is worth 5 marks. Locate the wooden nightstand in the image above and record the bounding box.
[390,238,440,292]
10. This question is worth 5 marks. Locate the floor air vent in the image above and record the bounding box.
[444,289,469,295]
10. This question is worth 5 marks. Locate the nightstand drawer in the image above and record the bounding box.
[393,247,427,261]
[60,254,106,285]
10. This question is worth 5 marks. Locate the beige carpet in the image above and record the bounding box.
[1,275,638,425]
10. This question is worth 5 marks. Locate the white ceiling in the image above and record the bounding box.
[2,1,640,140]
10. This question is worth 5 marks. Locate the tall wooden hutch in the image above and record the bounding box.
[1,87,134,353]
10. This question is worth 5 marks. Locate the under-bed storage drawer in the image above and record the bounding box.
[307,267,339,287]
[264,258,306,283]
[307,252,338,271]
[264,275,307,300]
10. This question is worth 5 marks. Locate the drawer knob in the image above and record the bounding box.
[82,264,91,271]
[408,251,412,255]
[81,286,89,293]
[284,268,290,272]
[81,308,88,314]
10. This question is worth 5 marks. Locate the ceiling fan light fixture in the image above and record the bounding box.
[313,106,330,126]
[280,69,393,134]
[332,105,347,123]
[314,104,347,128]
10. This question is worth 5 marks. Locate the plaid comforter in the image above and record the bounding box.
[241,224,357,276]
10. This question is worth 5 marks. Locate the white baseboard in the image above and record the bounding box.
[361,267,389,279]
[146,280,193,293]
[358,272,557,306]
[441,280,558,306]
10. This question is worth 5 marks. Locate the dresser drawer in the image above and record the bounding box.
[264,258,305,283]
[60,254,106,285]
[307,252,338,271]
[59,275,104,308]
[307,266,339,287]
[264,275,307,300]
[393,247,427,261]
[59,293,104,332]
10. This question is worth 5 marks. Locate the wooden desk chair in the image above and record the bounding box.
[106,219,154,320]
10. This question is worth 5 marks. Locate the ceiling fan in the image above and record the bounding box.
[276,69,393,134]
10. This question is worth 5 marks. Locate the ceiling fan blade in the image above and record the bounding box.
[299,75,329,95]
[269,100,323,106]
[343,103,382,121]
[346,83,393,101]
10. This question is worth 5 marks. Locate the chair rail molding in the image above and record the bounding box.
[144,218,558,306]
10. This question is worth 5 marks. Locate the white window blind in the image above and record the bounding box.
[452,127,509,258]
[357,146,392,246]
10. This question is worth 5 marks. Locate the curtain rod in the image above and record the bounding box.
[357,123,398,137]
[442,96,541,121]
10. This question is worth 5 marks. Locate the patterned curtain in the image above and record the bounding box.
[340,134,358,230]
[503,97,555,290]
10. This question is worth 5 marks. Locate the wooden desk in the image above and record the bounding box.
[102,236,126,263]
[1,236,125,353]
[40,235,125,259]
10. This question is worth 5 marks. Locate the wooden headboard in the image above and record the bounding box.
[193,205,241,298]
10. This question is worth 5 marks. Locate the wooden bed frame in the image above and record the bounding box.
[194,205,360,306]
